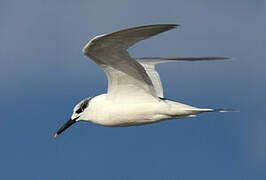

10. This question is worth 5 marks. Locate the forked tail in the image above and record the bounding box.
[211,109,238,112]
[190,108,238,113]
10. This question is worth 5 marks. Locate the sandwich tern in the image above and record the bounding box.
[54,24,232,138]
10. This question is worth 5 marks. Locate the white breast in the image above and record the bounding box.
[82,94,169,126]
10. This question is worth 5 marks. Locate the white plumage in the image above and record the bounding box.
[54,24,232,137]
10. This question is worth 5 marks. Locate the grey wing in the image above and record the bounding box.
[136,61,164,98]
[82,24,178,101]
[136,56,231,98]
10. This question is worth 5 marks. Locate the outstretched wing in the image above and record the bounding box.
[82,24,178,102]
[136,57,231,98]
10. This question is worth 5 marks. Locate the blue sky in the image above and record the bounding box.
[1,0,265,179]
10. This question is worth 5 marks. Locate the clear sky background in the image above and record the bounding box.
[1,0,265,179]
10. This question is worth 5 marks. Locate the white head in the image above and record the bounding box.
[54,97,94,138]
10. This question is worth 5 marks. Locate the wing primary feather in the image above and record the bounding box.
[82,24,230,101]
[83,24,180,55]
[82,24,181,101]
[137,57,231,62]
[136,56,231,98]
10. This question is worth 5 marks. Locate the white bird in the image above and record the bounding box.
[54,24,233,138]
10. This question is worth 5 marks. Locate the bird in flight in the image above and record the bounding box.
[54,24,232,138]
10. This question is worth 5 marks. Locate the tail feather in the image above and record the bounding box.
[190,108,238,113]
[211,109,238,113]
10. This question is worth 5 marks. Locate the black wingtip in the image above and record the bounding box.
[161,24,180,29]
[141,24,180,30]
[218,57,232,60]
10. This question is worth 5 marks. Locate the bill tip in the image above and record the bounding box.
[54,133,58,138]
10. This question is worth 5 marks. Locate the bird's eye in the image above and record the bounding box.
[75,108,83,114]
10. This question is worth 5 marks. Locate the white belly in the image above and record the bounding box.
[94,102,167,126]
[81,94,200,127]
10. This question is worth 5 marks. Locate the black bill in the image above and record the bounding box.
[54,117,78,138]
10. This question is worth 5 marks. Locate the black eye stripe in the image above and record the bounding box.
[76,108,83,114]
[80,101,89,110]
[75,96,95,114]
